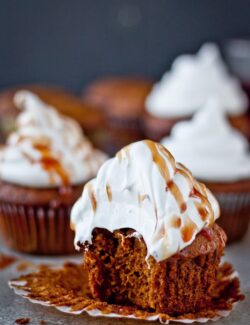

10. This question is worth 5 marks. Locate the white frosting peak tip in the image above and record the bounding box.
[71,140,219,262]
[146,42,248,118]
[162,98,250,182]
[0,90,107,188]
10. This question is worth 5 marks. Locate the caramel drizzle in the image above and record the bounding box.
[145,140,215,226]
[86,182,97,213]
[145,140,187,212]
[181,216,198,243]
[33,143,70,186]
[169,216,182,228]
[145,140,170,182]
[167,180,187,213]
[116,144,130,163]
[138,194,148,204]
[106,184,112,202]
[191,184,214,225]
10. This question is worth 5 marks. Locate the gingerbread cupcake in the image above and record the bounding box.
[71,140,227,315]
[0,84,105,150]
[162,98,250,242]
[83,77,153,154]
[143,43,249,141]
[0,90,107,254]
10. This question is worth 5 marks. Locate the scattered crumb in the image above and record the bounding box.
[0,253,16,270]
[16,261,34,272]
[40,321,46,325]
[15,318,30,324]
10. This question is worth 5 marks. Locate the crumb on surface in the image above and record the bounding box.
[39,321,46,325]
[15,318,30,324]
[0,253,16,270]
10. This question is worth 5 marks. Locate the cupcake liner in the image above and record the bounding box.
[9,262,244,324]
[0,202,76,254]
[213,191,250,242]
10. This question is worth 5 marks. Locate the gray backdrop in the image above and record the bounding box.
[0,0,249,92]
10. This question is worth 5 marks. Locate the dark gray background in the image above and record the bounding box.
[0,0,249,93]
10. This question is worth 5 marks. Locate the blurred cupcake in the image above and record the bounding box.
[162,98,250,242]
[0,90,107,254]
[0,84,105,150]
[143,43,249,141]
[83,77,153,154]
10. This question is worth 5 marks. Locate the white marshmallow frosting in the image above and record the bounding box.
[0,91,107,188]
[162,98,250,182]
[146,43,248,118]
[71,140,219,262]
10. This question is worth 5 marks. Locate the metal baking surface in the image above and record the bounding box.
[0,232,250,325]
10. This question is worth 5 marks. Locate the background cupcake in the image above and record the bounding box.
[0,84,106,151]
[162,98,250,242]
[82,77,153,154]
[143,43,249,141]
[0,90,107,254]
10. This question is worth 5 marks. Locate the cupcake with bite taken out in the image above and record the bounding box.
[71,140,227,315]
[162,98,250,242]
[0,90,107,254]
[143,43,249,141]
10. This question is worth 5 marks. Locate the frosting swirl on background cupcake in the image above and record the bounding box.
[0,91,107,188]
[162,98,250,182]
[71,140,219,261]
[146,43,248,118]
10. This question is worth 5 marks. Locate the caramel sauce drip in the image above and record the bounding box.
[116,144,130,163]
[145,140,170,182]
[106,184,112,202]
[70,222,75,231]
[181,216,197,243]
[194,202,209,221]
[170,216,182,228]
[33,143,70,186]
[191,186,214,225]
[167,180,187,213]
[86,182,97,213]
[138,194,148,204]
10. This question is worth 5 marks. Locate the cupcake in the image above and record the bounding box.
[0,90,107,254]
[83,77,153,154]
[71,140,227,315]
[162,98,250,242]
[143,43,249,141]
[0,84,105,150]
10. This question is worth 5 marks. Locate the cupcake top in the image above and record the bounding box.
[146,43,248,118]
[0,91,107,188]
[71,140,219,261]
[162,98,250,182]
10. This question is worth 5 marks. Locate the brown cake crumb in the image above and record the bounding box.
[0,253,16,270]
[40,321,46,325]
[15,318,30,324]
[16,261,34,272]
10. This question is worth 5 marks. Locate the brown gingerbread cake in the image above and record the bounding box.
[82,224,226,315]
[71,140,227,315]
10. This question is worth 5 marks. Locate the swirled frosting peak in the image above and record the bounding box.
[0,90,107,188]
[71,140,219,261]
[162,98,250,182]
[146,43,248,118]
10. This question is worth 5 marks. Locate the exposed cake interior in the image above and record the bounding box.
[71,140,225,315]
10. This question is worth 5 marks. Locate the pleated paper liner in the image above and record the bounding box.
[214,191,250,243]
[9,262,244,324]
[0,202,75,254]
